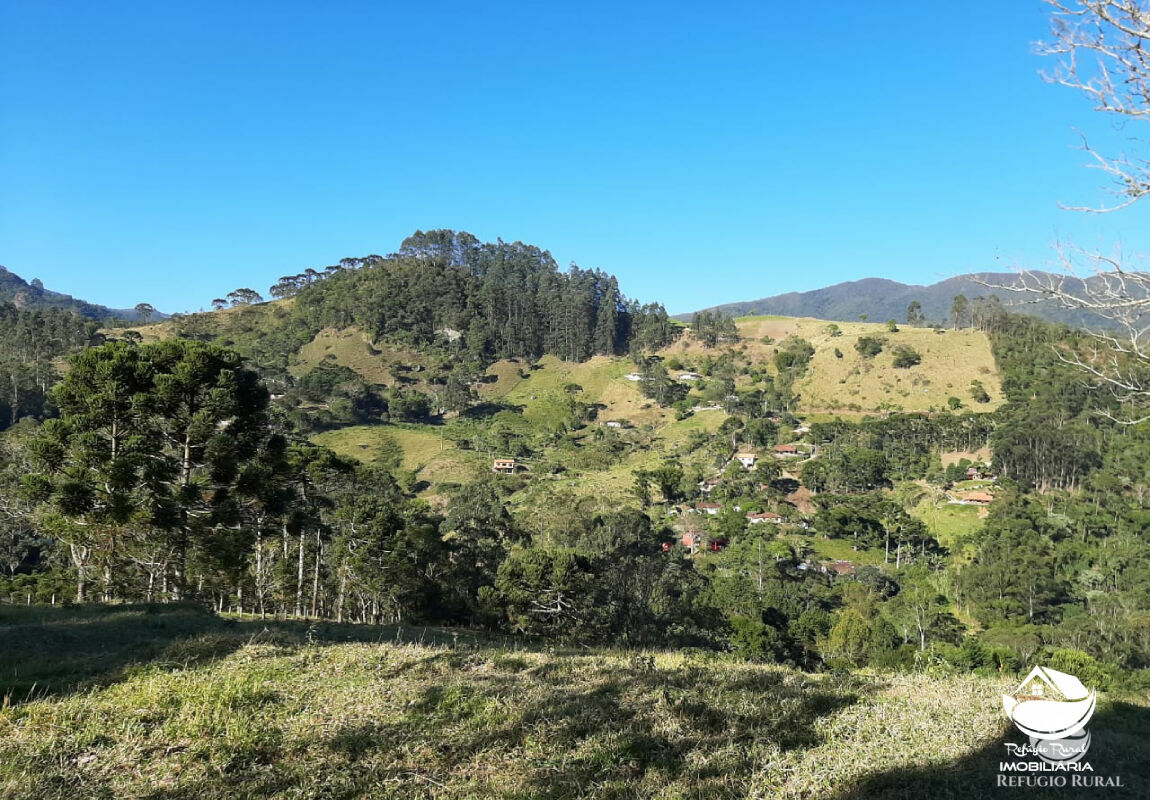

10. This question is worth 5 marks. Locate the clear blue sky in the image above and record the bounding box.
[2,1,1148,315]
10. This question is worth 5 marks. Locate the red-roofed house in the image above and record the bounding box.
[682,531,703,552]
[492,458,516,474]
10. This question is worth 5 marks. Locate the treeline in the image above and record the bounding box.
[808,414,994,483]
[985,312,1117,492]
[690,310,739,347]
[0,303,100,430]
[287,230,679,363]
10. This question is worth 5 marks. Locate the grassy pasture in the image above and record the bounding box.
[4,603,1147,799]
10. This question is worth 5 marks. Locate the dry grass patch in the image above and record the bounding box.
[293,327,429,385]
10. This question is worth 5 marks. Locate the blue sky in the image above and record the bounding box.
[2,1,1148,315]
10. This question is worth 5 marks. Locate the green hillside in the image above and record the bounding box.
[228,312,1003,503]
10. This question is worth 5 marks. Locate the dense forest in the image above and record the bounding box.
[251,229,678,365]
[0,303,100,429]
[1,231,1148,694]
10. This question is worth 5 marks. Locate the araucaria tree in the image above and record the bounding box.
[28,340,270,600]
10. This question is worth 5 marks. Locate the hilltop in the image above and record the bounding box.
[0,265,159,321]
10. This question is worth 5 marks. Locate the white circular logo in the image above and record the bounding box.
[1002,666,1097,741]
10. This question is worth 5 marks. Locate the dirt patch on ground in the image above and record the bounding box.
[940,448,991,467]
[786,485,816,514]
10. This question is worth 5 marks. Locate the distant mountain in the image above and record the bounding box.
[0,265,162,321]
[675,272,1117,329]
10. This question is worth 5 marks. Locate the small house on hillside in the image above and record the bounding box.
[734,452,757,469]
[827,560,856,576]
[624,373,643,381]
[492,458,516,475]
[773,444,800,456]
[959,491,994,505]
[747,511,782,524]
[682,531,703,552]
[698,477,721,494]
[678,372,701,381]
[693,502,721,516]
[604,420,623,428]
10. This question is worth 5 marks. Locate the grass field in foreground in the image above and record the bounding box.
[2,604,1148,799]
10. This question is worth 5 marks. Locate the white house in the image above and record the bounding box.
[734,452,757,469]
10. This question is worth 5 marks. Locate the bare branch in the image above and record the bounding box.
[976,240,1150,421]
[1038,1,1150,211]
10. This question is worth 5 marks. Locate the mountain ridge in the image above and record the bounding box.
[0,264,162,321]
[674,271,1112,328]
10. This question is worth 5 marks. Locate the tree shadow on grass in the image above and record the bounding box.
[301,660,874,800]
[7,631,877,800]
[460,400,524,420]
[821,698,1150,800]
[0,602,503,705]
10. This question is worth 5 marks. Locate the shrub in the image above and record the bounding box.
[773,337,816,378]
[854,336,886,358]
[1044,648,1116,691]
[729,616,787,662]
[891,345,921,368]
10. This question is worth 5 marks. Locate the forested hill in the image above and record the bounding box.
[152,229,680,377]
[678,272,1116,329]
[285,229,680,361]
[0,265,158,321]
